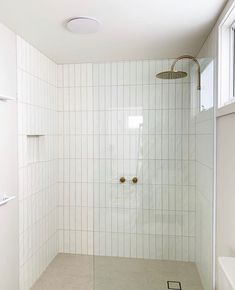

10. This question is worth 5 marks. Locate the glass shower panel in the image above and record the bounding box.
[194,58,215,290]
[91,59,210,290]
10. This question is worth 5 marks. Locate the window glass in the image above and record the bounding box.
[200,61,214,111]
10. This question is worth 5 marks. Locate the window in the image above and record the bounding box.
[200,60,214,111]
[218,1,235,108]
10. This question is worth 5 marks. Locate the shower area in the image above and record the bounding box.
[18,37,214,290]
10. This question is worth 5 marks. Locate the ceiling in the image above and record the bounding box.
[0,0,227,63]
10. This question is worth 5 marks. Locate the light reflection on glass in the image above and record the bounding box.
[128,115,143,129]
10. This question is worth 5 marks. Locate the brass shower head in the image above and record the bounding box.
[156,70,187,80]
[156,55,201,90]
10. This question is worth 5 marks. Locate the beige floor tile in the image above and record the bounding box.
[31,254,204,290]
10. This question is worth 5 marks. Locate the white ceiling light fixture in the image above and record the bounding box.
[66,17,101,34]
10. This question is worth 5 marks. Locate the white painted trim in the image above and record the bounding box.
[216,101,235,117]
[218,2,235,108]
[218,257,235,289]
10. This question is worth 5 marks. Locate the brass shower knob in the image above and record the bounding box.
[120,177,126,183]
[132,177,138,184]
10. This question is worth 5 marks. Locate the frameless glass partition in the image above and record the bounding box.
[87,59,215,290]
[194,58,215,290]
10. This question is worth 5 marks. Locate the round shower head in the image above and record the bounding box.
[156,70,187,80]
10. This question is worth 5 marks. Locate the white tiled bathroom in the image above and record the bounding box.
[0,1,235,290]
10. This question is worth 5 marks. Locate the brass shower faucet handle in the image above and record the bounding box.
[120,177,126,183]
[132,177,138,184]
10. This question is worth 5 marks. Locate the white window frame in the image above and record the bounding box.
[218,1,235,108]
[231,23,235,99]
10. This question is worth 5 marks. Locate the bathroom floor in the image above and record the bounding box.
[31,254,203,290]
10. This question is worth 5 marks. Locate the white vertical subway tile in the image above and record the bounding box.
[69,64,75,87]
[18,38,58,289]
[75,64,81,87]
[19,54,198,280]
[99,63,105,86]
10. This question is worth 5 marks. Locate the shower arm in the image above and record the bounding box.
[170,55,201,90]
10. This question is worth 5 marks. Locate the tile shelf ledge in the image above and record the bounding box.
[0,95,15,101]
[26,134,45,137]
[27,160,48,164]
[0,195,16,207]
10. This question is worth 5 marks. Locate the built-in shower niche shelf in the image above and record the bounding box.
[27,134,45,164]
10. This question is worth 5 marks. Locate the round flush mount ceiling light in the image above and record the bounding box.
[66,17,101,34]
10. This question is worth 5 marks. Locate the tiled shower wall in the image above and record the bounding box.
[57,60,197,261]
[195,108,214,290]
[17,37,58,290]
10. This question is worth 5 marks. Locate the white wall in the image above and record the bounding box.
[215,1,235,286]
[17,37,58,290]
[0,22,18,290]
[214,0,235,272]
[57,60,197,261]
[217,113,235,259]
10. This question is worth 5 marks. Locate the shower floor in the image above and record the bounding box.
[31,254,203,290]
